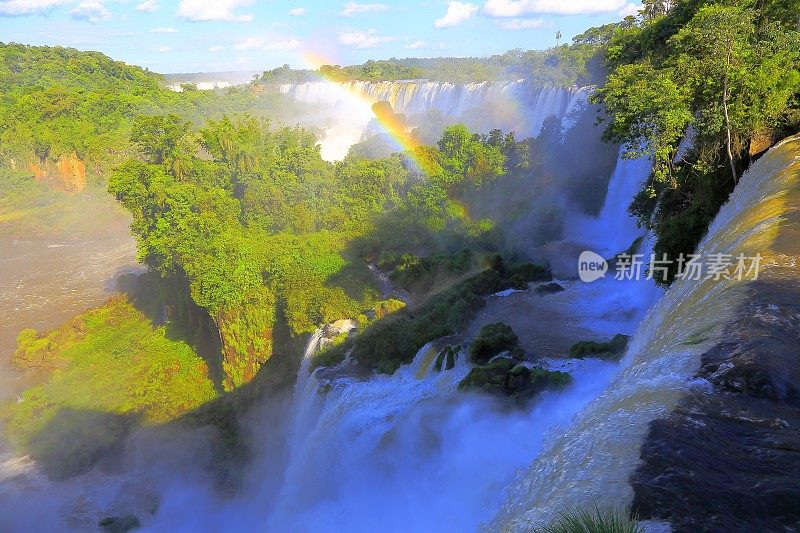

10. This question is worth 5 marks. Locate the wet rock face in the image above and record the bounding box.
[534,282,565,295]
[631,281,800,531]
[434,345,460,372]
[98,514,140,532]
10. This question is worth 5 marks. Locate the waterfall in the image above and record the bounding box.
[277,81,589,160]
[268,343,626,532]
[287,328,326,449]
[564,150,652,258]
[490,135,800,529]
[264,139,665,530]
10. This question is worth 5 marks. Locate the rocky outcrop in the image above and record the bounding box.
[468,322,520,365]
[534,282,565,295]
[631,280,800,532]
[27,152,87,191]
[99,514,140,532]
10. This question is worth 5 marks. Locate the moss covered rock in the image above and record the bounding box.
[469,323,519,365]
[434,344,461,372]
[569,333,630,360]
[458,358,571,403]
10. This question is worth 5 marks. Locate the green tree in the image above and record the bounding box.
[131,114,190,166]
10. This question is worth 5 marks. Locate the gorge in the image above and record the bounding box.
[1,2,799,531]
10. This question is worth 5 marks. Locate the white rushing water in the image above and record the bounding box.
[258,146,662,532]
[564,150,652,258]
[266,346,624,532]
[278,81,589,160]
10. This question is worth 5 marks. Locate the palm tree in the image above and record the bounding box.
[642,0,673,20]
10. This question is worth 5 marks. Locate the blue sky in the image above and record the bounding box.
[0,1,640,73]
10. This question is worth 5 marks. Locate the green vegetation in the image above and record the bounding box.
[256,26,620,86]
[537,505,643,533]
[594,0,800,282]
[378,248,476,296]
[469,322,520,364]
[569,334,630,360]
[0,43,309,235]
[1,296,216,478]
[319,60,424,82]
[458,322,570,403]
[458,358,571,404]
[109,114,548,386]
[314,260,548,374]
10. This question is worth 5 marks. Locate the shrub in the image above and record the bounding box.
[569,334,629,360]
[503,262,553,289]
[469,323,519,364]
[537,505,643,533]
[458,358,571,404]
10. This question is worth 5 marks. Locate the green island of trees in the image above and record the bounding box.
[108,113,559,388]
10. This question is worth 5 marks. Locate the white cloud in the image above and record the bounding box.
[234,37,264,50]
[208,45,225,52]
[339,2,386,17]
[497,17,544,29]
[151,45,171,52]
[405,40,425,49]
[266,38,302,50]
[289,7,306,16]
[151,26,176,33]
[0,0,69,16]
[337,29,394,49]
[177,0,254,22]
[617,2,641,17]
[135,0,158,12]
[434,1,477,28]
[70,0,111,22]
[484,0,626,16]
[234,37,302,51]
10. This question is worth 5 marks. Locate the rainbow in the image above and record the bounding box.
[301,51,426,167]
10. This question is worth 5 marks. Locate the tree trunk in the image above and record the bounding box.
[722,50,738,183]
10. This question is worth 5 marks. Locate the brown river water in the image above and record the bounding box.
[0,234,139,400]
